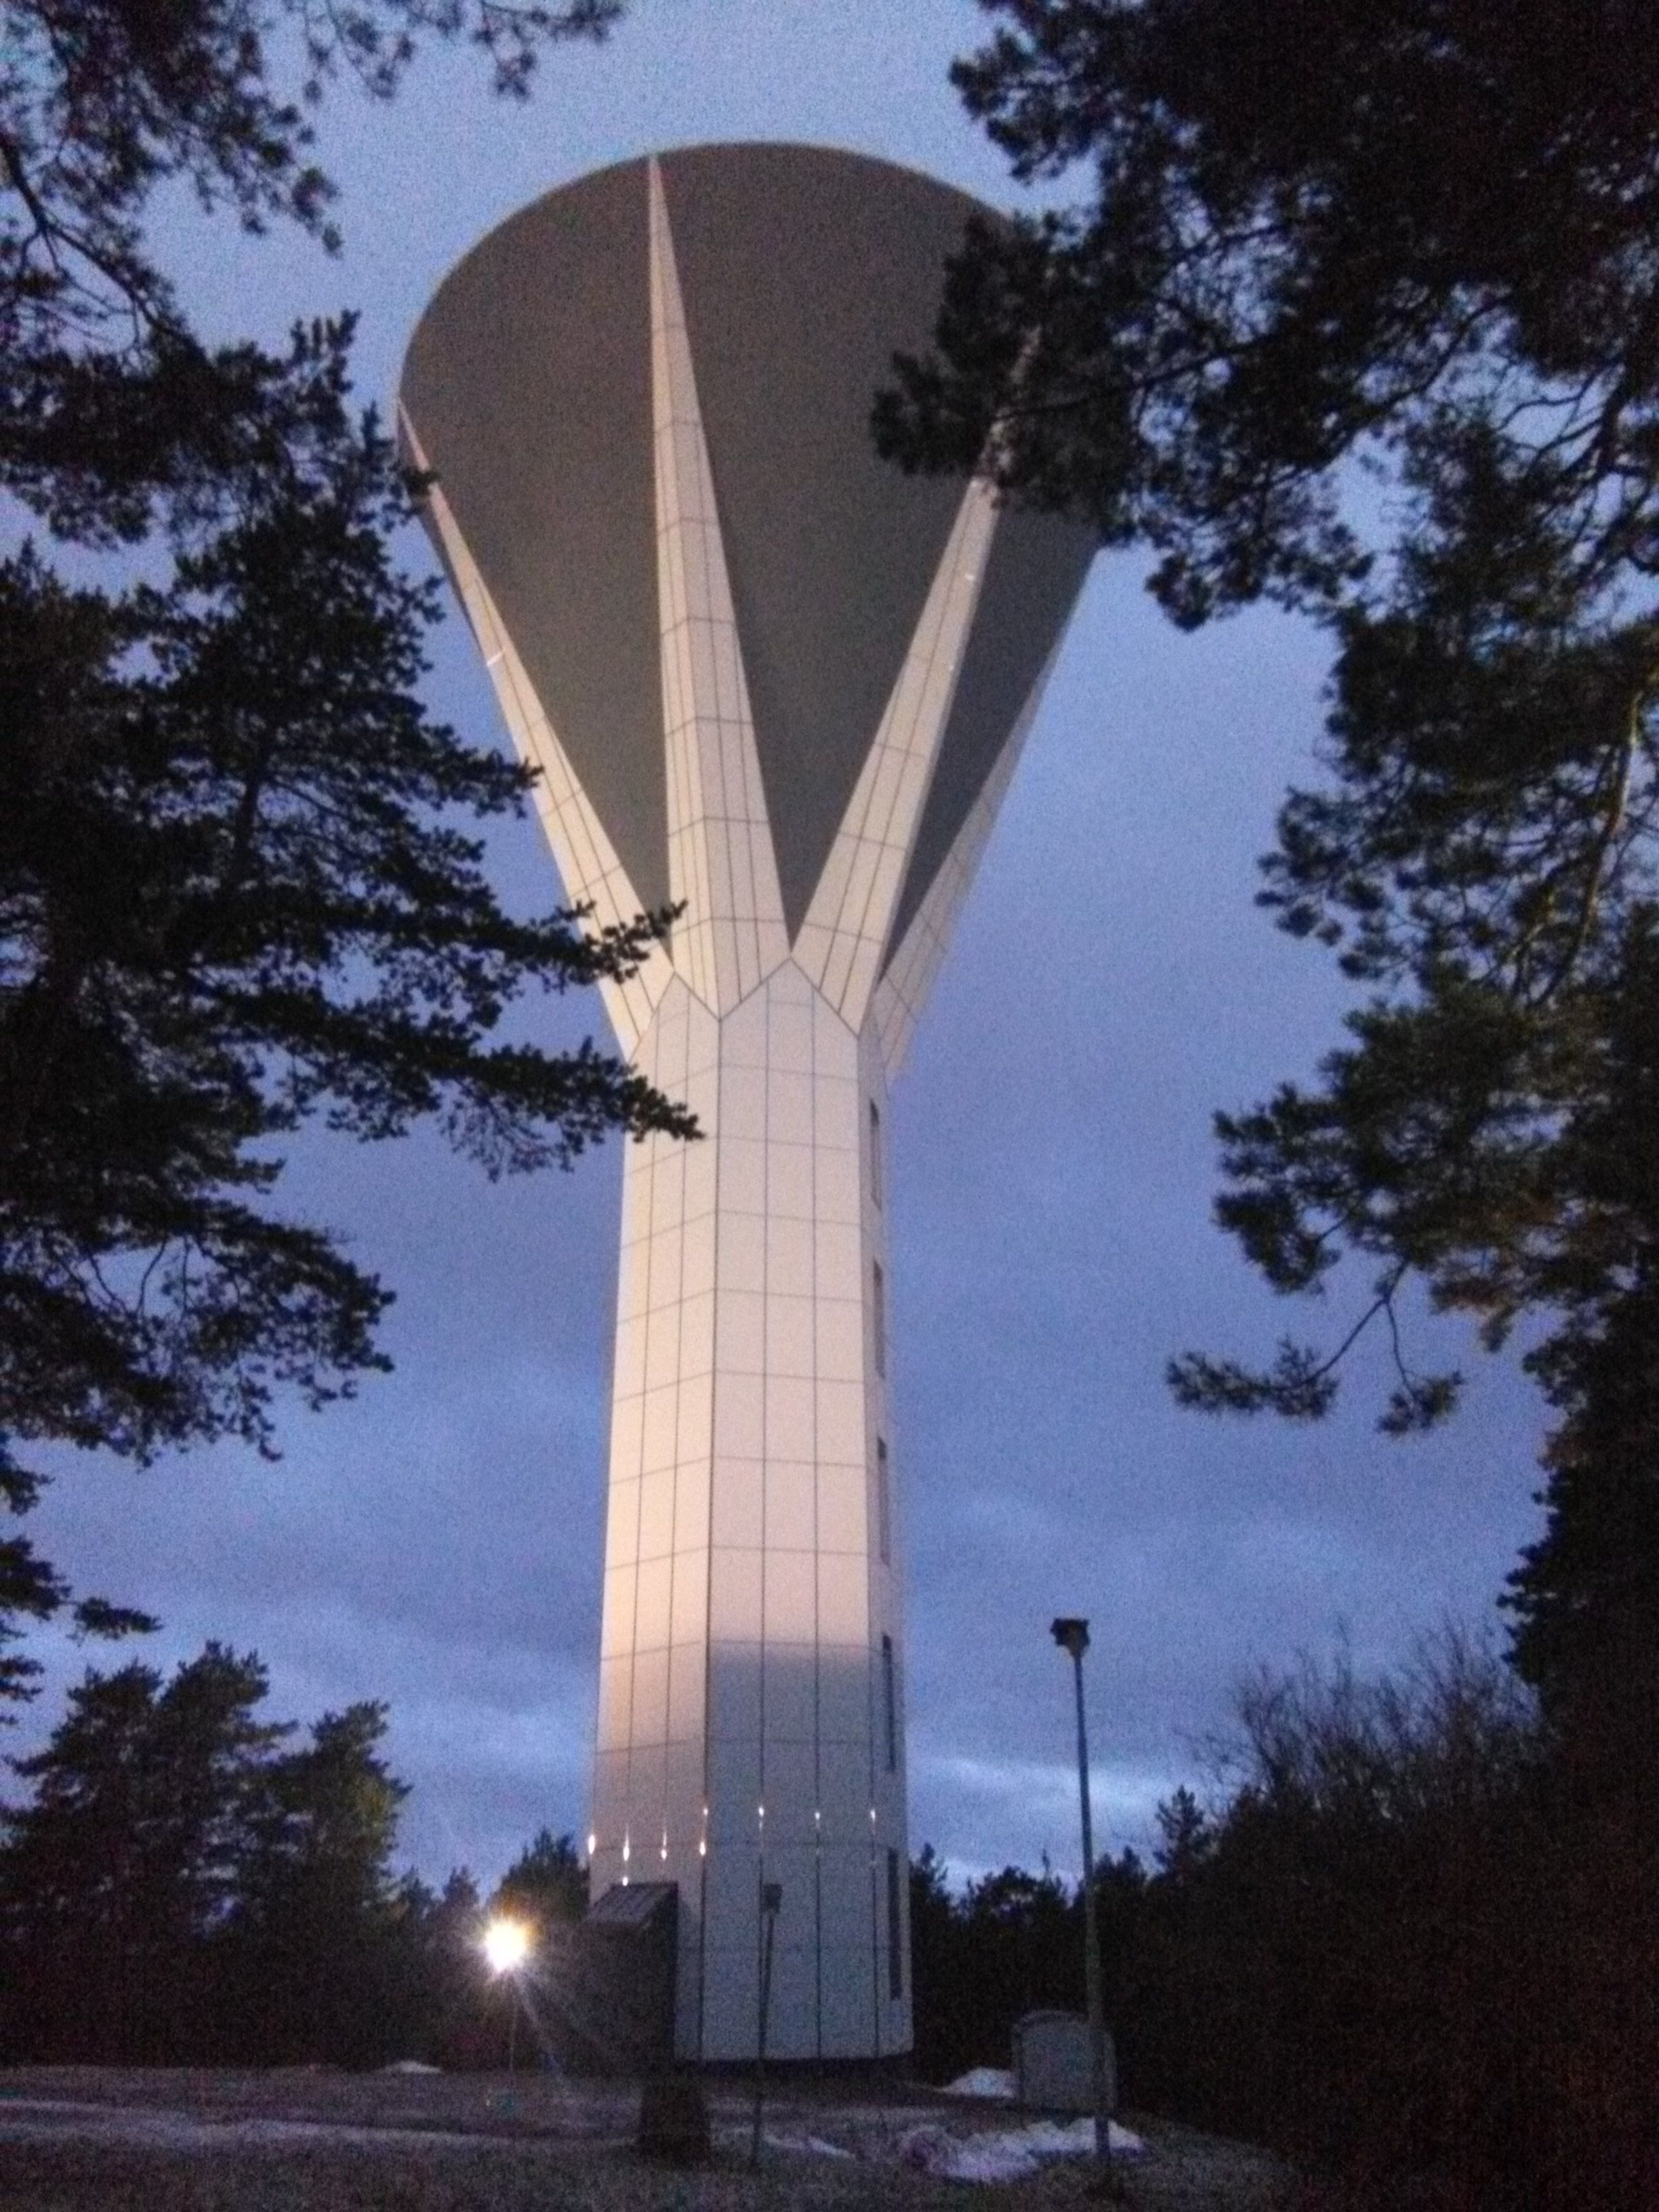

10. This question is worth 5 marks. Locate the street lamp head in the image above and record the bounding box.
[482,1916,532,1975]
[1051,1616,1090,1660]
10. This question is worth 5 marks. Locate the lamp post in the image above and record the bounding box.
[1051,1616,1111,2169]
[482,1916,532,2078]
[750,1881,783,2166]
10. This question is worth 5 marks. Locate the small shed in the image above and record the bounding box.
[1012,2010,1116,2114]
[583,1882,678,2068]
[539,1881,678,2072]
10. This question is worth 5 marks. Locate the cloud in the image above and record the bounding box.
[911,1749,1179,1885]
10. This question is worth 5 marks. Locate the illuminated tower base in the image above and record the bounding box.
[401,143,1094,2059]
[598,962,907,2057]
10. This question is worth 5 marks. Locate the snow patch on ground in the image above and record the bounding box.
[762,2131,856,2160]
[941,2066,1017,2100]
[899,2115,1145,2183]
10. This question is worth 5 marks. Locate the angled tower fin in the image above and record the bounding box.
[792,475,1000,1029]
[872,635,1065,1077]
[401,410,673,1056]
[649,159,790,1018]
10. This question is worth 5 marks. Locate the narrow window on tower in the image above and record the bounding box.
[872,1261,885,1377]
[869,1099,882,1210]
[876,1437,891,1565]
[886,1847,903,1999]
[882,1633,897,1771]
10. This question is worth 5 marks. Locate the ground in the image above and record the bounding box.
[0,2068,1289,2209]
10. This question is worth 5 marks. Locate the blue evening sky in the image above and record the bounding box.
[21,0,1543,1887]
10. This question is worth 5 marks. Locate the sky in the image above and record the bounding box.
[19,0,1547,1888]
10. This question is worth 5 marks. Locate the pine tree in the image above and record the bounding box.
[0,1646,283,2058]
[0,1645,434,2064]
[491,1826,588,1933]
[878,0,1659,1762]
[0,0,684,1681]
[226,1702,409,2064]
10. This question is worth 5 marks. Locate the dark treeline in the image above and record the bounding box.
[912,1629,1656,2212]
[5,1633,1653,2209]
[0,1646,584,2070]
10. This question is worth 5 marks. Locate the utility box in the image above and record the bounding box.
[1013,2010,1116,2114]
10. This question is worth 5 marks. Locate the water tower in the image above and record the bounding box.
[401,143,1094,2062]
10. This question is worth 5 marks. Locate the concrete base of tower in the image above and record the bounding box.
[588,1837,912,2064]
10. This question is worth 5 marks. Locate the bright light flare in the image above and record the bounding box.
[482,1916,531,1974]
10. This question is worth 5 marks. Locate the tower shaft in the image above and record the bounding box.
[597,963,905,2059]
